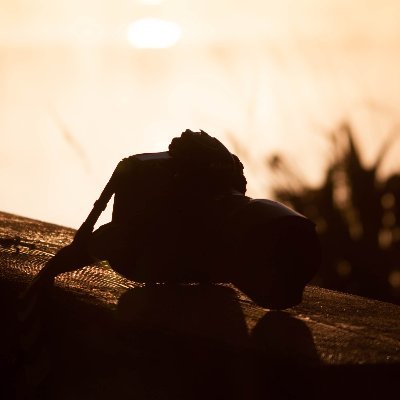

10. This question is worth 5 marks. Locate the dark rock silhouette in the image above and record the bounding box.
[24,129,320,310]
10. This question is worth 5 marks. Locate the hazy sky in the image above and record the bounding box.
[1,1,400,44]
[1,0,400,227]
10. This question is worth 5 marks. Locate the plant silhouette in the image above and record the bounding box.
[269,123,400,304]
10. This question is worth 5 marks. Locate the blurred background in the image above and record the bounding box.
[1,0,400,303]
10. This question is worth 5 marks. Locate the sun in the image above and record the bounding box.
[127,18,182,49]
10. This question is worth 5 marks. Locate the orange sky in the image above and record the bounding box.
[1,0,400,227]
[1,1,400,46]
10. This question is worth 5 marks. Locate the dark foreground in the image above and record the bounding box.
[0,211,399,399]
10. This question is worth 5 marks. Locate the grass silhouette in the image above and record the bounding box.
[268,123,400,304]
